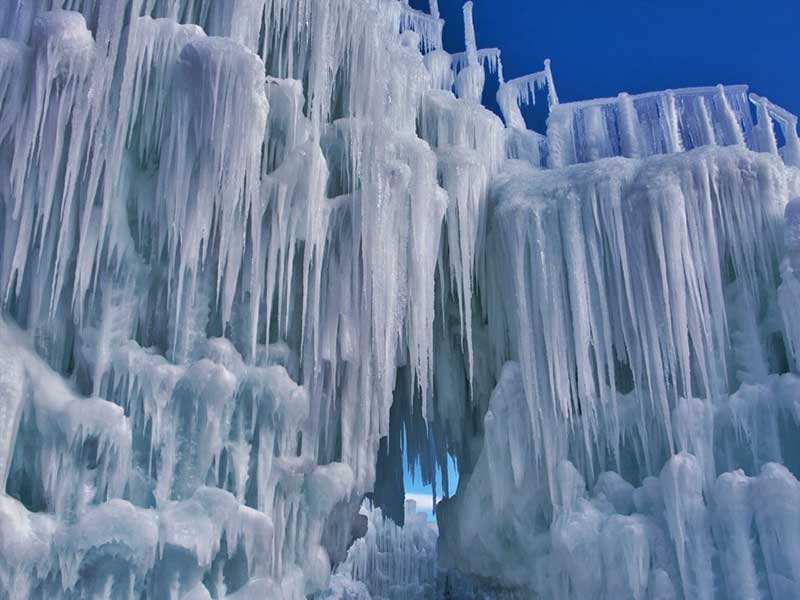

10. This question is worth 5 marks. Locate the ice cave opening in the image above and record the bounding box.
[1,0,800,599]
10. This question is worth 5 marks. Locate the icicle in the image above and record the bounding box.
[715,84,746,146]
[617,92,641,157]
[754,96,780,155]
[750,92,800,167]
[754,463,800,599]
[453,2,484,103]
[324,501,438,598]
[450,47,501,76]
[693,94,717,147]
[544,58,559,106]
[398,4,444,52]
[496,67,548,130]
[154,37,268,360]
[660,90,684,154]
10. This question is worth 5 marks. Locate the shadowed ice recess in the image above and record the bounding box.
[1,0,800,599]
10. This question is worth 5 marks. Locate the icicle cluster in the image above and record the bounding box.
[0,0,505,597]
[322,501,437,600]
[1,0,800,599]
[439,147,800,598]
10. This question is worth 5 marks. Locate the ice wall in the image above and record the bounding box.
[0,0,465,597]
[438,148,800,598]
[1,0,800,599]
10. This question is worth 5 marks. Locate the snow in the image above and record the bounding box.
[1,0,800,599]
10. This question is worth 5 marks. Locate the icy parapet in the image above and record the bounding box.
[505,128,548,168]
[450,47,501,79]
[547,85,754,167]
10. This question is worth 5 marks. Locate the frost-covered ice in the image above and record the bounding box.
[321,500,437,600]
[0,0,800,599]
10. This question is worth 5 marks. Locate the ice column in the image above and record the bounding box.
[454,2,484,103]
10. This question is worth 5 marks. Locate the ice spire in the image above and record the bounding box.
[463,2,478,65]
[454,2,485,102]
[544,58,559,106]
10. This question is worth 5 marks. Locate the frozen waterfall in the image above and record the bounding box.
[1,0,800,599]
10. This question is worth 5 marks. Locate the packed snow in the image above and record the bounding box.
[0,0,799,599]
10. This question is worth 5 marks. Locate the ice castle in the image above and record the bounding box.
[1,0,799,598]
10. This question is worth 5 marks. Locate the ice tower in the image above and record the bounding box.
[0,1,799,599]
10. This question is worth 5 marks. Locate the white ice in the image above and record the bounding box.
[0,1,799,599]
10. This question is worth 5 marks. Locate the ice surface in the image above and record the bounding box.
[439,147,800,598]
[323,500,437,600]
[1,0,800,599]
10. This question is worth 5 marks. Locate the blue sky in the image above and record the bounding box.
[410,0,800,128]
[404,451,459,520]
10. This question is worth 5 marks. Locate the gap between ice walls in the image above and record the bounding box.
[0,0,799,599]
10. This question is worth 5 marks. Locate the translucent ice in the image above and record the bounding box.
[1,1,800,598]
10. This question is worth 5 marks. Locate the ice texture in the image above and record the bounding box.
[323,500,437,600]
[1,1,800,599]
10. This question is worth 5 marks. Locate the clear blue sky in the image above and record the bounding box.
[404,451,458,520]
[410,0,800,127]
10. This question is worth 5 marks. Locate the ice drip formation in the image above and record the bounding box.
[1,0,800,598]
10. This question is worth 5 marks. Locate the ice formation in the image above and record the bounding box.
[322,500,437,600]
[0,0,799,599]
